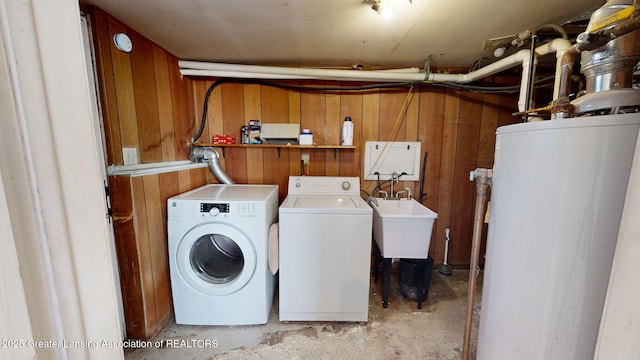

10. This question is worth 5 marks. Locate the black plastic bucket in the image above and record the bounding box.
[398,257,434,302]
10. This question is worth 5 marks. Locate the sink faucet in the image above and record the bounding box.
[396,187,412,200]
[390,172,399,197]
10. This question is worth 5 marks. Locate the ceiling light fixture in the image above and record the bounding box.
[365,0,393,21]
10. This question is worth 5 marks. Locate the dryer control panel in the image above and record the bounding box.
[200,203,229,214]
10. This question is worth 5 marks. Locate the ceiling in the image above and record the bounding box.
[84,0,604,70]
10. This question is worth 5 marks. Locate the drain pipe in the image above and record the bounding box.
[190,146,235,184]
[463,168,492,360]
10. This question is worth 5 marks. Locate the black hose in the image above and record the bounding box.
[192,78,545,143]
[418,152,428,203]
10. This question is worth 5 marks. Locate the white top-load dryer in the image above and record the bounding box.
[278,176,372,322]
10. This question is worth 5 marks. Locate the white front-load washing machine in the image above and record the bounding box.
[167,184,278,325]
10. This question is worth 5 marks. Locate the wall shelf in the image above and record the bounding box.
[195,143,356,158]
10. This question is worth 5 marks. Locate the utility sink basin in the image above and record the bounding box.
[371,199,438,259]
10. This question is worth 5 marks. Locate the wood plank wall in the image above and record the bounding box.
[108,168,207,340]
[89,6,195,166]
[89,6,211,339]
[190,80,520,266]
[90,5,520,293]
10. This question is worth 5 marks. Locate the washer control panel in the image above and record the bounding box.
[287,176,360,196]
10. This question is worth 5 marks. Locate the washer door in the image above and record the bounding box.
[176,222,256,296]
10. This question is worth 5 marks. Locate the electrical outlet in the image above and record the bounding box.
[122,147,138,165]
[301,153,310,162]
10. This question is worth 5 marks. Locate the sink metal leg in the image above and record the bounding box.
[416,259,426,309]
[382,257,392,308]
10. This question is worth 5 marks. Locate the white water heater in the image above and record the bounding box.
[477,114,640,359]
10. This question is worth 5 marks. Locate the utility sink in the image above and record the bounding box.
[371,199,438,259]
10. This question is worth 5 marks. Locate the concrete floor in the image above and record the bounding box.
[125,268,482,360]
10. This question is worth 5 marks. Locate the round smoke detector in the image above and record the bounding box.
[113,33,132,53]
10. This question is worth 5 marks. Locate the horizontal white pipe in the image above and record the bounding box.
[179,38,572,90]
[107,161,207,177]
[180,69,318,80]
[534,38,572,57]
[180,61,426,82]
[428,50,531,83]
[379,67,421,73]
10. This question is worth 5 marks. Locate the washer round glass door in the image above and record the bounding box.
[176,222,256,296]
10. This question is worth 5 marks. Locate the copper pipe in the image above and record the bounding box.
[557,46,578,100]
[462,169,492,360]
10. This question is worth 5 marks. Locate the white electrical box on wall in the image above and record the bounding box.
[122,147,138,165]
[363,141,421,181]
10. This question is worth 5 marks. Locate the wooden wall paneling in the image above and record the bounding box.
[301,81,327,176]
[417,86,446,258]
[223,147,249,185]
[187,77,197,142]
[325,82,341,176]
[108,18,140,159]
[167,54,191,161]
[361,90,380,195]
[178,169,193,193]
[402,87,420,195]
[263,147,290,201]
[129,31,162,163]
[157,171,178,317]
[498,95,520,128]
[108,175,144,338]
[152,45,176,162]
[288,82,302,177]
[475,92,501,264]
[476,94,500,168]
[205,79,225,140]
[449,92,483,265]
[339,86,363,178]
[192,81,210,146]
[261,84,291,196]
[90,7,122,165]
[202,78,225,184]
[158,172,178,247]
[130,176,157,337]
[374,88,412,201]
[244,84,265,184]
[378,89,410,142]
[189,168,207,188]
[141,175,171,330]
[261,84,289,122]
[433,89,461,266]
[221,83,247,183]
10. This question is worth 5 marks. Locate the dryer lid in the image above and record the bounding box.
[171,184,278,201]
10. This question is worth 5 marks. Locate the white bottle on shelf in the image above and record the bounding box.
[341,116,354,146]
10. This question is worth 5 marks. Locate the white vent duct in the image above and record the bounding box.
[190,147,235,184]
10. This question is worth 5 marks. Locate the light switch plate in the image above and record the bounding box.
[122,147,138,165]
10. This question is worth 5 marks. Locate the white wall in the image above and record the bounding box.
[0,0,123,358]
